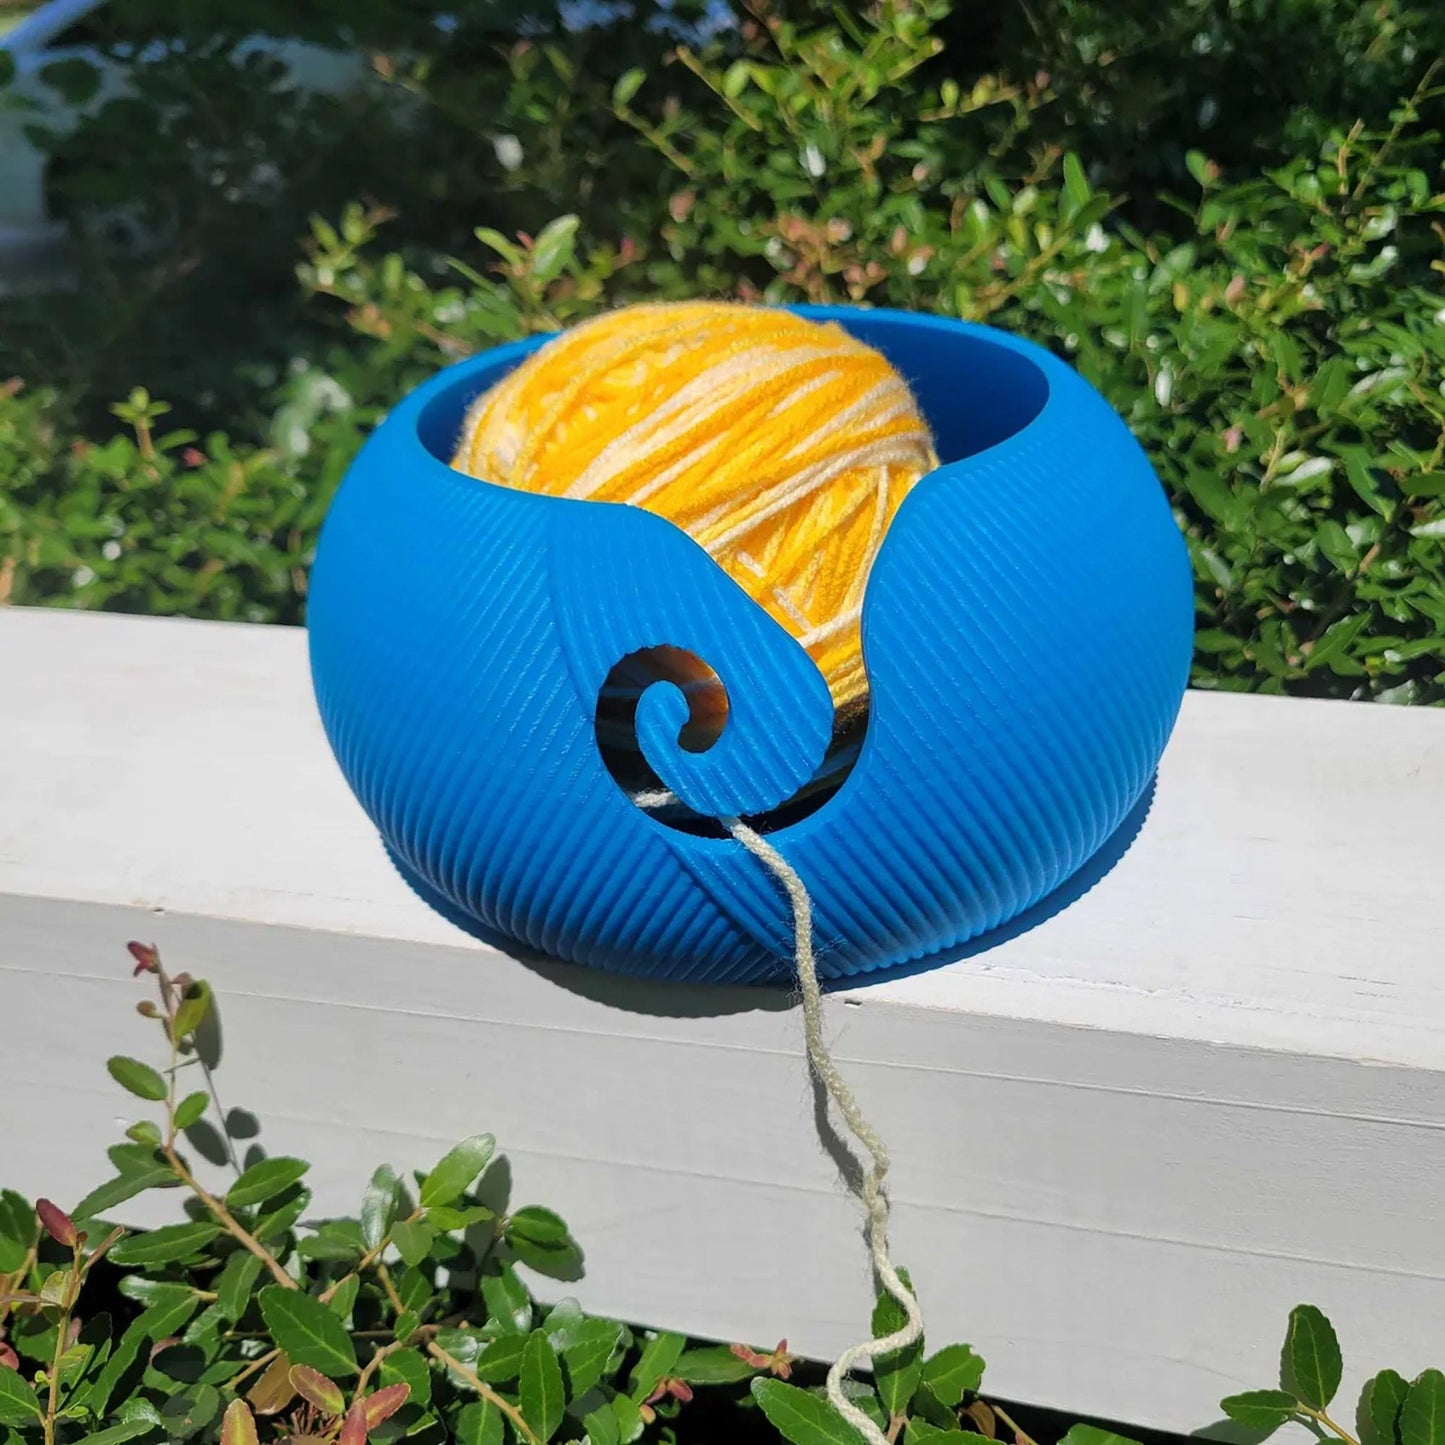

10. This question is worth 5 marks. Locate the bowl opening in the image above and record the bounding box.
[414,311,1050,470]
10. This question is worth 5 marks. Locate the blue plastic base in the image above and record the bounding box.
[307,306,1193,983]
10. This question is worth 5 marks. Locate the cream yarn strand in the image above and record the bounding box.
[725,818,924,1445]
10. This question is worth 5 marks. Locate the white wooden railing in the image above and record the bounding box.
[2,605,1443,1432]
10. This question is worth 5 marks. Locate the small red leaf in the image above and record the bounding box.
[149,1335,180,1362]
[339,1400,368,1445]
[363,1383,410,1428]
[36,1199,77,1248]
[127,941,160,975]
[0,1343,17,1370]
[221,1398,260,1445]
[289,1365,346,1417]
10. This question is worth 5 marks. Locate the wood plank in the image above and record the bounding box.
[1,606,1443,1431]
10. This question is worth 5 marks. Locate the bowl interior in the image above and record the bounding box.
[413,311,1050,469]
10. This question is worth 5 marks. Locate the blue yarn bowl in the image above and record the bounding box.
[307,305,1194,984]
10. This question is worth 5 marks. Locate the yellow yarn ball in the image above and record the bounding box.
[452,301,938,713]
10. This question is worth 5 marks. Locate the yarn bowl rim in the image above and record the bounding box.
[403,305,1058,517]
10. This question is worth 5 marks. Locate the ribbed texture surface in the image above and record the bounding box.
[307,307,1193,984]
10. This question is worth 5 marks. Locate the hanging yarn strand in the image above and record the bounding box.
[726,818,924,1445]
[455,301,929,1432]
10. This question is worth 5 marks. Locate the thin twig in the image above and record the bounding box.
[153,959,294,1290]
[226,1346,280,1394]
[41,1256,79,1445]
[990,1403,1043,1445]
[318,1209,421,1306]
[426,1343,542,1445]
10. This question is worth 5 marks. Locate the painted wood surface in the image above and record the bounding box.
[2,606,1443,1431]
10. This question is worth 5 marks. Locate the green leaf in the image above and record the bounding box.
[507,1207,568,1245]
[327,1274,359,1320]
[0,1191,36,1273]
[520,1330,564,1442]
[426,1203,494,1232]
[394,1267,432,1315]
[1057,1428,1145,1445]
[0,1368,42,1427]
[1402,1372,1445,1445]
[215,1250,263,1321]
[752,1379,863,1444]
[360,1164,400,1251]
[171,980,212,1041]
[227,1158,309,1210]
[473,228,524,268]
[296,1221,365,1262]
[115,1399,162,1430]
[612,68,644,108]
[420,1136,495,1209]
[174,1093,209,1130]
[676,1344,757,1385]
[722,59,750,99]
[562,1319,625,1397]
[107,1057,167,1102]
[257,1287,358,1377]
[905,1425,967,1444]
[107,1142,165,1177]
[530,215,579,286]
[1062,152,1091,213]
[1285,1305,1343,1409]
[1185,149,1214,186]
[1221,1390,1300,1433]
[872,1271,922,1416]
[254,1186,311,1242]
[108,1221,219,1266]
[117,1277,194,1310]
[159,1384,220,1439]
[75,1165,176,1221]
[81,1293,199,1417]
[1363,1371,1410,1445]
[584,1403,621,1445]
[474,1334,528,1384]
[507,1231,583,1280]
[629,1331,686,1402]
[456,1399,504,1445]
[124,1120,163,1148]
[71,1419,159,1445]
[380,1349,431,1408]
[391,1220,434,1267]
[611,1393,644,1444]
[480,1265,531,1335]
[183,1302,228,1347]
[918,1344,984,1407]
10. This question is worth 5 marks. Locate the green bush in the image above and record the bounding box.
[0,0,1441,701]
[0,946,1440,1445]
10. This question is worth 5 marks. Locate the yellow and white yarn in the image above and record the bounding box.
[452,300,938,714]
